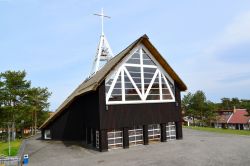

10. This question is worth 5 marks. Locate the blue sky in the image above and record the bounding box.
[1,0,250,111]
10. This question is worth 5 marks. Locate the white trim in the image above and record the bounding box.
[166,122,176,140]
[105,44,176,105]
[148,124,161,140]
[107,100,175,105]
[159,71,163,100]
[107,130,123,149]
[121,68,125,101]
[106,68,122,103]
[227,113,233,123]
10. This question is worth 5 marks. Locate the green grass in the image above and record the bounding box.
[0,139,22,156]
[184,126,250,136]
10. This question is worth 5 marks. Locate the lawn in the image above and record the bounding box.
[0,139,22,156]
[184,126,250,136]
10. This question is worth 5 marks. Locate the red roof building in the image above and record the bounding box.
[228,109,250,124]
[212,109,250,130]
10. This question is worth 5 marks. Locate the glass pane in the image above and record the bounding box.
[108,139,115,144]
[127,58,140,64]
[129,136,135,141]
[163,95,172,100]
[126,50,141,64]
[125,95,141,100]
[162,88,170,95]
[136,130,143,135]
[109,73,122,101]
[106,73,116,93]
[162,75,175,96]
[108,132,114,138]
[142,51,156,66]
[115,138,123,143]
[115,132,123,137]
[128,130,135,135]
[136,135,143,140]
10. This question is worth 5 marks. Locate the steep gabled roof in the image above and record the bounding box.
[40,34,187,129]
[228,109,250,124]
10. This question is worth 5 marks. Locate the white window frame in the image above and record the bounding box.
[128,127,143,146]
[105,44,175,105]
[44,129,51,140]
[107,130,123,149]
[148,124,161,141]
[166,122,176,140]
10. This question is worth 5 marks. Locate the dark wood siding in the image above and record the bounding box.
[98,81,182,130]
[45,91,100,140]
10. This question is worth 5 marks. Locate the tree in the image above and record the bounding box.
[182,92,196,124]
[25,87,51,134]
[182,90,216,126]
[220,98,231,110]
[0,70,31,140]
[0,70,51,139]
[190,91,207,126]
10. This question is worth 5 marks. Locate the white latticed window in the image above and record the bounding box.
[105,45,175,105]
[148,124,161,141]
[166,122,176,140]
[107,129,123,149]
[128,126,143,146]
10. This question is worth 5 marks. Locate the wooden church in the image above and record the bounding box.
[40,11,187,151]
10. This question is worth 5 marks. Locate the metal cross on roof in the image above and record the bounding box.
[94,8,111,36]
[90,8,113,76]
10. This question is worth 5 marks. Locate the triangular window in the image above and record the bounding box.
[142,50,156,65]
[126,49,140,64]
[105,45,175,104]
[146,73,160,100]
[109,72,122,101]
[161,74,174,100]
[124,72,141,101]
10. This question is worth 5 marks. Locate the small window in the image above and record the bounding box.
[44,130,51,140]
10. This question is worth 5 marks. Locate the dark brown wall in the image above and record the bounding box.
[98,81,182,130]
[45,91,100,140]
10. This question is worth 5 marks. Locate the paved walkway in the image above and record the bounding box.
[25,129,250,166]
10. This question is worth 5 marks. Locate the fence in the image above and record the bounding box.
[0,156,21,166]
[0,140,26,166]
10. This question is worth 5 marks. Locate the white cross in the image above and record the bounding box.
[94,8,111,36]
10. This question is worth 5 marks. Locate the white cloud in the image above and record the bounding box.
[180,11,250,101]
[204,11,250,55]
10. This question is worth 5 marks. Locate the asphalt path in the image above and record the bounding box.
[24,128,250,166]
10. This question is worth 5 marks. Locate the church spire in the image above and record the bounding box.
[91,8,113,75]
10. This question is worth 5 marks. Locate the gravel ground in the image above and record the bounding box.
[24,128,250,166]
